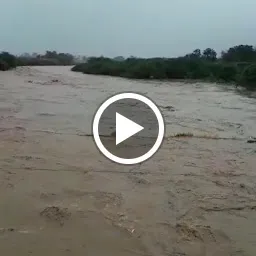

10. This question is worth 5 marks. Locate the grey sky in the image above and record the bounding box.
[1,0,256,57]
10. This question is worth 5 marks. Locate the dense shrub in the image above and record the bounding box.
[0,60,9,71]
[71,44,256,90]
[0,50,75,70]
[0,52,17,70]
[71,58,225,80]
[239,64,256,89]
[71,56,256,89]
[17,57,61,66]
[214,64,238,82]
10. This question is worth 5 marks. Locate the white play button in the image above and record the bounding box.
[116,112,144,145]
[93,92,165,165]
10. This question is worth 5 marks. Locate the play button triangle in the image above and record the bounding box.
[116,112,144,145]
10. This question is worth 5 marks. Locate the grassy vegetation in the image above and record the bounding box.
[72,45,256,90]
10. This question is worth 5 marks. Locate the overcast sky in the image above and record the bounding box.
[1,0,256,57]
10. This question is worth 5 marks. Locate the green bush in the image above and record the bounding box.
[239,64,256,89]
[17,57,60,66]
[0,52,17,70]
[0,60,9,71]
[216,65,238,82]
[71,55,256,90]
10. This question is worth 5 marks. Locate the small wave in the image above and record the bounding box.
[38,113,56,117]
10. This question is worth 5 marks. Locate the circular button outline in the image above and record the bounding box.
[93,92,165,165]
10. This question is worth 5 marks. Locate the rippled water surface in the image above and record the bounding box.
[0,66,256,256]
[2,66,255,139]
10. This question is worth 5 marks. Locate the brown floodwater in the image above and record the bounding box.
[0,66,256,256]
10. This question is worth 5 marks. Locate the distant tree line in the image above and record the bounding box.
[17,51,75,66]
[1,45,256,89]
[0,50,77,70]
[72,44,256,90]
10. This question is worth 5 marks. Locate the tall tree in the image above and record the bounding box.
[221,45,256,62]
[203,48,217,61]
[193,49,201,58]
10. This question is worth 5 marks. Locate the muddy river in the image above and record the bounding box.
[0,66,256,256]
